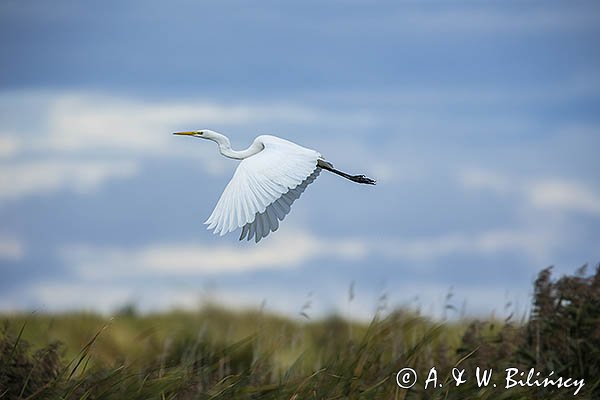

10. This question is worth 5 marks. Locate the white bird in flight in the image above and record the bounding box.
[174,130,375,243]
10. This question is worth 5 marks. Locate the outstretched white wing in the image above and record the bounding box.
[205,136,321,242]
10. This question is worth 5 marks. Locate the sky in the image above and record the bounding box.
[1,1,599,320]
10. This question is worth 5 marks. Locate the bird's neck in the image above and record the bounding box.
[211,133,263,160]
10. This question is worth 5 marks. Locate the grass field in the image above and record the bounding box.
[1,265,599,399]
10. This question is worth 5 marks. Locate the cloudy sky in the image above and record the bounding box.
[1,1,599,319]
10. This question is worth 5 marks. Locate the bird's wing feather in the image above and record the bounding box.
[239,168,321,242]
[205,137,321,242]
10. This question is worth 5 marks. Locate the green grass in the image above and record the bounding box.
[1,265,599,399]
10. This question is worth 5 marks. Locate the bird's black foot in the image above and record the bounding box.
[351,175,376,185]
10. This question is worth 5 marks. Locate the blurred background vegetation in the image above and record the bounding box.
[1,264,599,399]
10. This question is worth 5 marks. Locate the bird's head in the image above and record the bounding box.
[173,129,219,140]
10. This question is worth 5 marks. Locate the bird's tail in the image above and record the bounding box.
[317,159,376,185]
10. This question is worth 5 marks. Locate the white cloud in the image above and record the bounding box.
[42,93,331,153]
[0,90,370,158]
[459,168,600,216]
[61,226,555,282]
[26,225,554,318]
[62,230,367,279]
[528,180,600,215]
[0,159,138,201]
[20,281,204,314]
[0,235,24,260]
[5,85,598,160]
[375,229,554,264]
[0,135,20,158]
[0,90,377,201]
[458,169,512,194]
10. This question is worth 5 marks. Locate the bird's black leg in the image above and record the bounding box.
[317,160,376,185]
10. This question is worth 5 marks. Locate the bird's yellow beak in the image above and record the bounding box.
[173,131,197,136]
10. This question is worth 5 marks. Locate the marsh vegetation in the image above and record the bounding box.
[1,265,598,399]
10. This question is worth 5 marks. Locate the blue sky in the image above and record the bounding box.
[1,1,599,319]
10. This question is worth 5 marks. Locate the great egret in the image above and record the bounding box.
[174,130,375,243]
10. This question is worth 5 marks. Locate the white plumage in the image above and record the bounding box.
[173,130,375,243]
[206,135,321,241]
